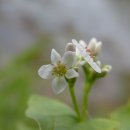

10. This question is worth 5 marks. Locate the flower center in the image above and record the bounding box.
[86,47,95,59]
[52,63,67,77]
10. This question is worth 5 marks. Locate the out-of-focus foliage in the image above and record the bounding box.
[26,95,118,130]
[0,38,51,130]
[111,101,130,130]
[26,95,77,130]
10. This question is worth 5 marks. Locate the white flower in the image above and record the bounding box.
[72,38,102,73]
[87,38,102,56]
[38,49,79,94]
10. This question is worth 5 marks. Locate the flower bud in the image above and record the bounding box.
[87,38,96,52]
[97,65,112,77]
[94,64,112,78]
[94,42,102,55]
[65,43,76,52]
[102,65,112,73]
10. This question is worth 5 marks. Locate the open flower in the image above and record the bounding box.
[87,38,102,56]
[38,49,79,94]
[72,38,102,73]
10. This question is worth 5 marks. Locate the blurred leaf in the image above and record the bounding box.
[70,118,118,130]
[0,38,51,130]
[111,103,130,130]
[15,38,51,65]
[26,95,118,130]
[16,121,38,130]
[0,66,32,130]
[26,95,77,130]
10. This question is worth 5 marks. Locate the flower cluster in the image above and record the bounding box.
[38,38,112,94]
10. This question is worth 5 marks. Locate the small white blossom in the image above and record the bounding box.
[38,49,79,94]
[88,38,102,56]
[72,39,102,73]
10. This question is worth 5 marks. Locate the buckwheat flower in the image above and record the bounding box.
[87,38,102,56]
[38,49,79,94]
[72,39,102,73]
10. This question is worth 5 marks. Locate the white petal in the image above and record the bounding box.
[95,42,102,55]
[83,52,91,62]
[96,41,102,48]
[51,49,61,65]
[65,69,79,79]
[52,77,67,94]
[72,40,89,58]
[38,64,53,79]
[72,39,85,55]
[73,40,84,51]
[72,39,78,45]
[79,40,87,48]
[88,38,96,52]
[62,51,77,68]
[88,59,101,73]
[77,45,87,57]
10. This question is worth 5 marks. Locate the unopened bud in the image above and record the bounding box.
[94,65,112,78]
[65,43,76,52]
[102,65,112,73]
[95,42,102,55]
[87,38,96,52]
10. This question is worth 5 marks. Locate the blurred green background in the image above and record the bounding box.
[0,0,130,130]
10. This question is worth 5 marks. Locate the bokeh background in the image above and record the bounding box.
[0,0,130,130]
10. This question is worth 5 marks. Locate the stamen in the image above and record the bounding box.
[52,63,67,77]
[86,47,95,58]
[86,48,91,52]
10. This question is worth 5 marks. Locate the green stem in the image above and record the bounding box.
[68,81,81,120]
[81,65,94,120]
[81,80,91,120]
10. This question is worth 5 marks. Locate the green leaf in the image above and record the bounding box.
[26,95,77,130]
[70,118,118,130]
[111,103,130,130]
[26,95,118,130]
[17,122,36,130]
